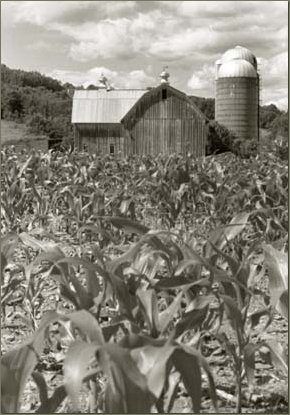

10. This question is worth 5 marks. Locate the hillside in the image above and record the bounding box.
[1,120,28,144]
[1,64,73,144]
[1,64,287,150]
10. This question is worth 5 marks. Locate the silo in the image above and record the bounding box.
[215,46,259,141]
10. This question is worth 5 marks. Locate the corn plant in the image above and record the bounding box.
[1,147,288,413]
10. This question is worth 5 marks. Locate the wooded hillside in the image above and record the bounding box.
[1,64,73,142]
[1,64,287,145]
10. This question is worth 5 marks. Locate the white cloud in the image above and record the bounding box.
[67,19,133,61]
[2,1,288,109]
[61,11,167,61]
[149,27,216,59]
[28,40,50,50]
[263,88,288,111]
[49,67,155,89]
[13,1,80,25]
[187,64,215,96]
[263,52,288,78]
[10,1,136,26]
[259,52,288,108]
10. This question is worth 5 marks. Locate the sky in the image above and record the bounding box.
[1,1,288,109]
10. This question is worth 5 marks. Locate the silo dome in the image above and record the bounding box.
[218,59,257,78]
[221,45,257,70]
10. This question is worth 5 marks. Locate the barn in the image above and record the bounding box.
[72,70,208,157]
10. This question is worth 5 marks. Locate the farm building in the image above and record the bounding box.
[215,46,260,141]
[72,70,208,156]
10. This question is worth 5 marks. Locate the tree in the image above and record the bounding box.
[206,121,236,155]
[259,104,281,129]
[6,89,24,118]
[270,111,288,138]
[87,84,98,90]
[190,96,215,120]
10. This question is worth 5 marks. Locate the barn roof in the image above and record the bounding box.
[121,84,208,123]
[72,89,148,123]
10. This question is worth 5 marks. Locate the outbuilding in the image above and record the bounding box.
[72,70,208,156]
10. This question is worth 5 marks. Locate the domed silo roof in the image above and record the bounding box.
[221,45,257,69]
[218,59,257,78]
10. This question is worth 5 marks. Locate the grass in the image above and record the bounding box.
[1,119,46,145]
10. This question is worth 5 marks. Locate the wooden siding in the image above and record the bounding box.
[125,88,207,156]
[75,123,130,156]
[73,85,208,157]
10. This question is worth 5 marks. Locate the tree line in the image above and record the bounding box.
[1,64,287,152]
[1,64,74,142]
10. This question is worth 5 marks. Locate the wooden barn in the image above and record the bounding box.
[72,70,208,156]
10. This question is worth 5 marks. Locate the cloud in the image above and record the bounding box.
[2,1,288,109]
[28,40,50,50]
[49,67,156,89]
[259,52,288,110]
[263,88,288,111]
[66,19,134,61]
[187,64,215,96]
[10,1,136,26]
[6,1,287,63]
[263,52,288,79]
[61,11,168,62]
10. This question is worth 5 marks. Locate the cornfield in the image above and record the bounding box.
[1,147,288,413]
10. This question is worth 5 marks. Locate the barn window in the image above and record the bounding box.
[162,88,167,100]
[110,144,115,154]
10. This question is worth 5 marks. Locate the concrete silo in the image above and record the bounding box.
[215,46,259,141]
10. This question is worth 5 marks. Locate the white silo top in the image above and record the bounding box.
[218,59,257,78]
[221,45,257,69]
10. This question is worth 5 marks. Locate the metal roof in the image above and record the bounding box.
[221,45,257,69]
[72,89,148,123]
[217,59,257,79]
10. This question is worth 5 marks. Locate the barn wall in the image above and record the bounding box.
[125,88,207,156]
[75,123,131,156]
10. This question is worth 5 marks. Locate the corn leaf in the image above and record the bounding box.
[1,311,60,413]
[259,341,288,375]
[63,341,100,411]
[68,310,105,343]
[206,212,250,257]
[131,344,176,399]
[136,288,160,336]
[35,385,67,414]
[164,371,181,413]
[174,257,208,276]
[220,294,243,330]
[155,275,210,290]
[175,302,209,339]
[1,232,19,259]
[263,245,288,318]
[243,343,257,390]
[249,307,272,329]
[1,252,7,282]
[107,216,149,235]
[159,291,183,334]
[172,347,202,413]
[31,371,48,405]
[102,343,151,413]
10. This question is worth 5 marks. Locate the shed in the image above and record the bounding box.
[72,72,208,156]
